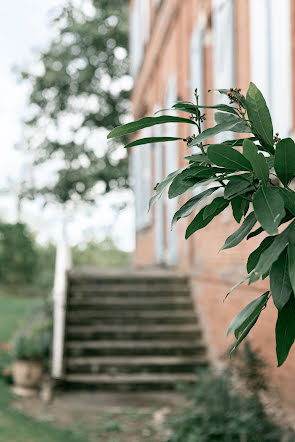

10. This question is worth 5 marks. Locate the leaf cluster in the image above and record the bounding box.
[109,82,295,366]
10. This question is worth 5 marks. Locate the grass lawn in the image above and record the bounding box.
[0,292,90,442]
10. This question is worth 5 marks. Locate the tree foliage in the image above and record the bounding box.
[21,0,130,205]
[109,82,295,366]
[0,223,38,284]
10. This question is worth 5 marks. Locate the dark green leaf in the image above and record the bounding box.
[231,315,260,354]
[188,121,246,147]
[124,136,183,149]
[149,168,184,210]
[243,139,269,185]
[274,138,295,186]
[277,188,295,216]
[185,198,229,239]
[288,242,295,295]
[222,137,258,147]
[253,186,285,235]
[184,154,212,165]
[270,249,292,310]
[225,275,251,300]
[245,82,274,153]
[221,212,257,250]
[276,294,295,366]
[227,292,268,336]
[171,187,220,228]
[247,226,264,240]
[231,197,244,223]
[251,221,295,278]
[207,144,252,171]
[224,179,253,200]
[168,167,215,199]
[247,236,275,273]
[107,115,197,139]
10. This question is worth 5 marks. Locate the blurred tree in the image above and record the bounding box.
[0,223,38,284]
[20,0,130,205]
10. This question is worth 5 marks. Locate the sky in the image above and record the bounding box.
[0,0,135,251]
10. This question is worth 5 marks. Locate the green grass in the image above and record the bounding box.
[0,292,90,442]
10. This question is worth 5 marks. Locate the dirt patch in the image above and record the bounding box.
[13,390,186,442]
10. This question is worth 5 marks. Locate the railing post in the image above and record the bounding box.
[51,221,72,379]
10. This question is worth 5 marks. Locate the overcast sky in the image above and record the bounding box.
[0,0,134,251]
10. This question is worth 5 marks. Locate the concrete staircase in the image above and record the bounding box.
[63,269,208,389]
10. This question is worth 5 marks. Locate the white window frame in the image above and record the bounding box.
[164,75,178,266]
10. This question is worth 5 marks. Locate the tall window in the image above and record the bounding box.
[249,0,292,137]
[130,0,150,77]
[212,0,235,141]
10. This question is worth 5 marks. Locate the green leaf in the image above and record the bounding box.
[149,168,184,210]
[107,115,197,139]
[270,249,292,310]
[231,197,244,223]
[168,167,216,199]
[124,136,183,149]
[274,138,295,186]
[245,82,274,153]
[253,186,285,235]
[224,274,251,300]
[288,242,295,295]
[251,221,295,278]
[231,315,260,354]
[171,187,220,228]
[222,137,258,147]
[221,212,257,250]
[185,198,229,239]
[197,104,238,115]
[184,154,212,165]
[207,144,252,171]
[227,292,269,336]
[277,188,295,216]
[243,139,269,185]
[188,121,247,147]
[247,236,275,273]
[276,294,295,366]
[224,179,253,200]
[215,112,251,133]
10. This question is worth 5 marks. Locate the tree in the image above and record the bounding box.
[109,83,295,367]
[20,0,130,205]
[0,222,38,284]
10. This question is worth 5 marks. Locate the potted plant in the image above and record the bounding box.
[11,303,52,396]
[108,82,295,367]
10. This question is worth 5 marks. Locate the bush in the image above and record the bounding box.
[11,300,52,363]
[167,368,294,442]
[72,237,130,268]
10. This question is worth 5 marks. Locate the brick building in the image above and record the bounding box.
[129,0,295,411]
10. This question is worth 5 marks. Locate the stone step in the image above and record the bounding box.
[69,268,189,285]
[66,340,206,357]
[69,285,190,295]
[63,373,197,389]
[66,324,201,340]
[65,355,208,374]
[66,310,197,325]
[68,296,192,308]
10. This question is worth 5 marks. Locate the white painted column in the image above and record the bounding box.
[52,219,72,379]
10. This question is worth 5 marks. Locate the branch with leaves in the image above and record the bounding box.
[109,82,295,367]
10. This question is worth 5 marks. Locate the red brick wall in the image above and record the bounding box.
[131,0,295,412]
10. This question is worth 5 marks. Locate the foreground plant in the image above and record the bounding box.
[108,82,295,366]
